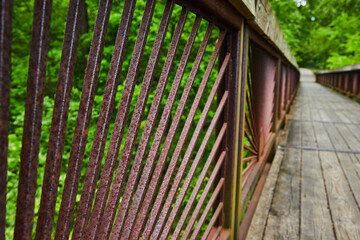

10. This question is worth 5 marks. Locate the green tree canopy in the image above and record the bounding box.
[270,0,360,70]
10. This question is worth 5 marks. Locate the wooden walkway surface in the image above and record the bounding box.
[246,69,360,240]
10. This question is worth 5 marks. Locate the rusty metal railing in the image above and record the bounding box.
[1,0,299,239]
[316,64,360,101]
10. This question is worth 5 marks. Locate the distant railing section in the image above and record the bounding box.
[0,0,299,239]
[316,64,360,100]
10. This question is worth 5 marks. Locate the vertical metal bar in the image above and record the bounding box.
[123,15,201,240]
[133,18,210,239]
[0,0,12,239]
[190,180,224,240]
[14,0,52,239]
[339,73,342,89]
[200,203,224,240]
[97,1,173,239]
[158,88,229,239]
[230,23,249,240]
[33,1,84,239]
[71,0,136,238]
[273,58,281,129]
[278,63,283,119]
[175,148,226,239]
[128,16,205,239]
[140,25,220,240]
[344,73,348,93]
[110,4,185,239]
[54,0,113,238]
[85,1,157,239]
[285,65,290,108]
[354,72,359,97]
[281,64,286,112]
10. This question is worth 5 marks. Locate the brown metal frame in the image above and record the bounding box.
[0,1,12,239]
[1,0,300,239]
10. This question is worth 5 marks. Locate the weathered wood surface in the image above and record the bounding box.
[246,69,360,239]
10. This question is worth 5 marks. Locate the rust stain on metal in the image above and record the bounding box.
[126,14,202,240]
[85,1,157,239]
[54,0,113,239]
[15,0,52,239]
[34,1,84,239]
[71,0,136,239]
[136,19,214,240]
[191,179,224,239]
[0,0,12,238]
[175,144,227,239]
[117,6,189,240]
[156,54,230,239]
[103,1,175,239]
[199,202,224,240]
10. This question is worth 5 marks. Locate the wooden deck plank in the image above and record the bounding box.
[333,110,355,124]
[336,153,360,207]
[322,122,350,150]
[326,109,344,122]
[334,123,360,151]
[312,122,333,149]
[347,124,360,141]
[319,151,360,239]
[245,150,285,240]
[318,109,332,122]
[342,109,360,123]
[301,150,335,240]
[263,148,300,240]
[300,117,335,240]
[301,102,311,121]
[310,108,322,121]
[292,104,302,120]
[300,122,316,147]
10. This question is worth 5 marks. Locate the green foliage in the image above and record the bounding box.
[269,0,360,70]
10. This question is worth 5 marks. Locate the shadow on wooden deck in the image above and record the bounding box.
[246,70,360,239]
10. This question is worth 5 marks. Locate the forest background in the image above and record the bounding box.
[271,0,360,69]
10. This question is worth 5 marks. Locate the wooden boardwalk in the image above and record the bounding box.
[246,69,360,239]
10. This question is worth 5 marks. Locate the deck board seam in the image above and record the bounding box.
[298,106,303,239]
[278,145,360,154]
[287,119,360,125]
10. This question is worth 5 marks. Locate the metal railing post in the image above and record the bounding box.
[0,0,12,239]
[220,19,248,240]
